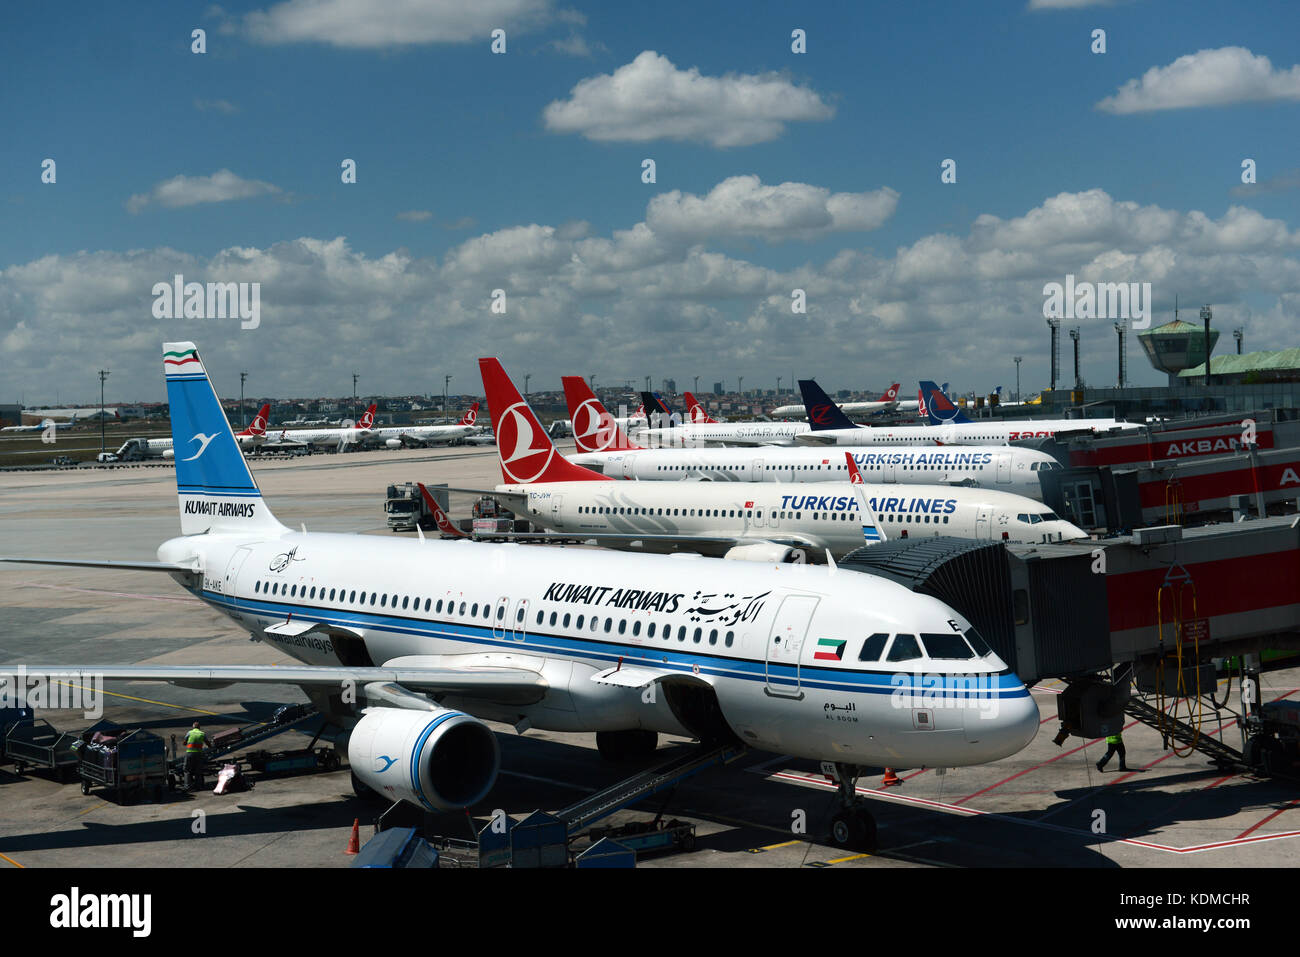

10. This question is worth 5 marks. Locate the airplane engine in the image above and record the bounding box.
[724,542,806,564]
[347,707,499,810]
[162,449,174,460]
[385,438,403,449]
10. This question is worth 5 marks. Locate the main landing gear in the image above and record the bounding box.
[828,763,877,852]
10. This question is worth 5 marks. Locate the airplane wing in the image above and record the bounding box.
[792,433,840,446]
[469,529,826,557]
[0,557,199,574]
[4,659,548,706]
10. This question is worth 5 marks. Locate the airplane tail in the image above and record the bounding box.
[417,484,467,537]
[239,402,271,437]
[878,383,901,403]
[919,380,971,424]
[457,402,480,428]
[358,404,377,430]
[479,358,610,485]
[163,343,287,536]
[798,379,857,431]
[683,391,717,424]
[561,376,643,453]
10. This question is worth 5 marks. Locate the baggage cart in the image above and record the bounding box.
[78,728,169,803]
[5,719,80,780]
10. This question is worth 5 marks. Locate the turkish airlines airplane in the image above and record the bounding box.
[366,404,482,449]
[112,403,271,460]
[561,379,1059,500]
[261,403,377,451]
[0,341,1041,852]
[683,391,718,424]
[770,383,919,420]
[794,380,1138,447]
[478,359,1085,560]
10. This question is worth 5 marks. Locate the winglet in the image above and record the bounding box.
[561,376,643,452]
[417,483,467,537]
[798,379,858,431]
[480,358,610,485]
[845,452,886,545]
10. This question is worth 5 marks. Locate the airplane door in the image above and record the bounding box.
[551,495,564,529]
[765,595,818,698]
[223,546,254,597]
[622,457,636,480]
[884,459,897,483]
[752,458,763,482]
[975,506,993,540]
[493,596,510,639]
[996,453,1011,485]
[510,598,529,641]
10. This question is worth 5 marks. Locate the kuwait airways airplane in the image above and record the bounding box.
[474,359,1085,561]
[561,378,1060,501]
[794,380,1138,447]
[1,342,1041,851]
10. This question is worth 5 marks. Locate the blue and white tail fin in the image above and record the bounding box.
[164,342,287,536]
[919,380,971,425]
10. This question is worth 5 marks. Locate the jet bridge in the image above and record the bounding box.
[840,517,1300,770]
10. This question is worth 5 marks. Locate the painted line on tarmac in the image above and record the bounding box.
[0,852,23,868]
[769,769,1300,856]
[1235,797,1300,840]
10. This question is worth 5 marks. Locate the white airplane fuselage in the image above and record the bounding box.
[800,419,1138,447]
[371,424,479,448]
[569,445,1059,501]
[162,531,1040,769]
[634,421,811,447]
[500,479,1085,555]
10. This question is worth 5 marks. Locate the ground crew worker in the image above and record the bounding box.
[183,721,210,791]
[1096,730,1129,772]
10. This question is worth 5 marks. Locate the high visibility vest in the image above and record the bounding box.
[185,729,207,752]
[1105,734,1122,745]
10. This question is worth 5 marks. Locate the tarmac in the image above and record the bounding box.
[2,445,1299,868]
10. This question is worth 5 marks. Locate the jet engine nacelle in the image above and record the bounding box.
[385,438,403,449]
[162,449,175,460]
[724,542,806,564]
[347,707,499,810]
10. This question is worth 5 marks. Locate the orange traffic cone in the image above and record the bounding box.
[345,818,361,855]
[881,768,901,787]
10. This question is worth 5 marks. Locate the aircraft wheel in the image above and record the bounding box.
[596,731,628,762]
[829,808,875,851]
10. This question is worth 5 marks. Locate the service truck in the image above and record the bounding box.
[384,482,450,532]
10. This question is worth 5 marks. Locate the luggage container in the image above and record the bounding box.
[77,728,169,803]
[5,719,80,780]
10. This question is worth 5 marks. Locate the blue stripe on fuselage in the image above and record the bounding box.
[207,591,1029,699]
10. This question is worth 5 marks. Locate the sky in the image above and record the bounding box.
[2,0,1299,404]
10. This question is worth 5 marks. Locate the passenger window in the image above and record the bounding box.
[633,621,641,636]
[402,596,409,609]
[563,613,571,627]
[709,629,718,645]
[858,633,888,661]
[886,633,922,662]
[725,631,734,647]
[604,618,612,633]
[576,614,585,628]
[693,628,702,643]
[536,610,543,625]
[648,622,656,637]
[618,620,627,634]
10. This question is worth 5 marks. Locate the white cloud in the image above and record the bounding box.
[244,0,552,48]
[5,189,1299,400]
[549,32,606,57]
[543,51,834,147]
[395,209,433,222]
[1097,46,1300,114]
[126,170,282,214]
[645,175,898,242]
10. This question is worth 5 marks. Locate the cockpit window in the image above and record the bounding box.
[964,627,993,657]
[1038,511,1059,522]
[859,632,889,662]
[886,633,922,662]
[919,632,974,659]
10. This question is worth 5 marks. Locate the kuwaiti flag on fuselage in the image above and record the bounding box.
[164,342,287,536]
[813,637,847,661]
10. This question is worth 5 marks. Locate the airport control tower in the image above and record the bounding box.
[1138,316,1219,386]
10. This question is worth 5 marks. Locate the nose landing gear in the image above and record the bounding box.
[828,763,877,852]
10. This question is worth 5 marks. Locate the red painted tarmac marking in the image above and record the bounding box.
[1236,799,1300,840]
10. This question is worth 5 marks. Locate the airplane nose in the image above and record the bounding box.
[965,680,1040,760]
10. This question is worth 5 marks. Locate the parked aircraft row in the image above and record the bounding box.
[2,341,1043,852]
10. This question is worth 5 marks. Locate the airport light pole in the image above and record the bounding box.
[776,376,782,398]
[1069,327,1081,390]
[443,375,452,413]
[737,376,744,396]
[1013,356,1022,403]
[1234,328,1243,354]
[352,373,359,422]
[693,375,699,394]
[524,374,531,399]
[645,375,651,393]
[239,371,247,428]
[98,369,110,455]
